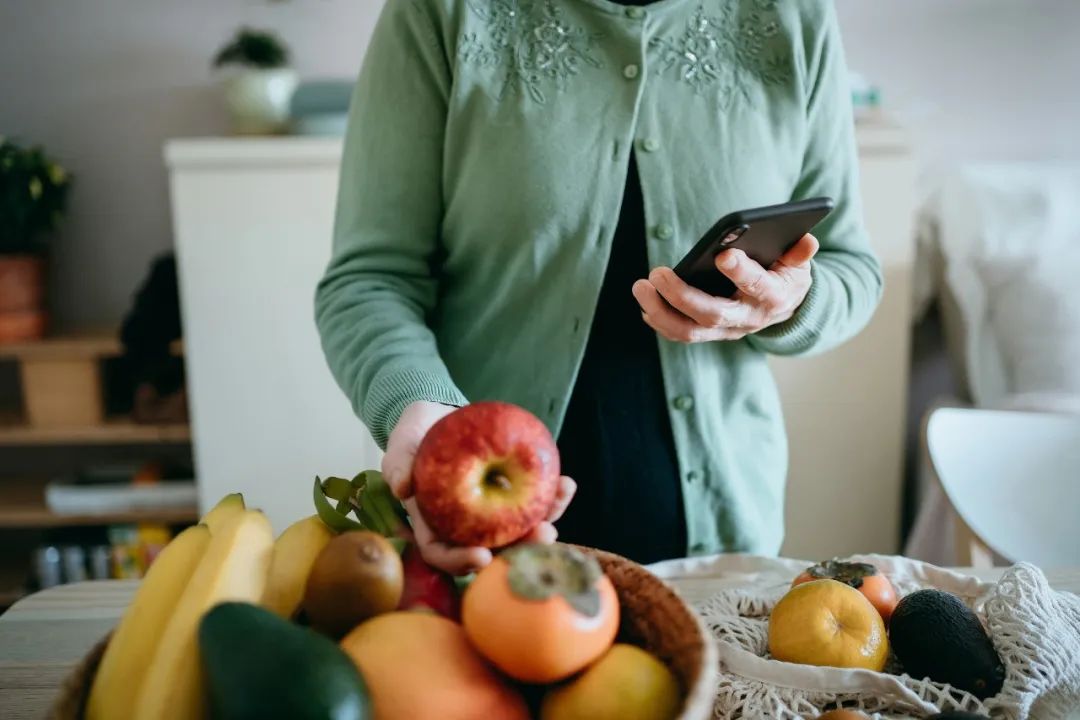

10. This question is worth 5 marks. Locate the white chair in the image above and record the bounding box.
[924,407,1080,569]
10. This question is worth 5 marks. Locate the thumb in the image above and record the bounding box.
[775,233,819,270]
[382,401,457,500]
[382,427,423,500]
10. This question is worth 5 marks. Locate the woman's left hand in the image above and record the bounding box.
[632,233,820,343]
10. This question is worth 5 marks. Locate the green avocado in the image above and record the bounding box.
[199,602,371,720]
[889,589,1005,700]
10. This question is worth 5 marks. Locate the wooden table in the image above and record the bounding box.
[2,569,1078,719]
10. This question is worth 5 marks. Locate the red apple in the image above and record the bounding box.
[413,402,559,548]
[398,543,460,620]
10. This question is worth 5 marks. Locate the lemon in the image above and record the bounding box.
[540,644,681,720]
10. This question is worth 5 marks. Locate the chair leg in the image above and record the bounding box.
[953,511,995,569]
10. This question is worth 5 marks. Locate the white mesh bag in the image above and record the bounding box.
[649,554,1080,719]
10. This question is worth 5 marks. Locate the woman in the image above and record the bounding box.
[316,0,882,574]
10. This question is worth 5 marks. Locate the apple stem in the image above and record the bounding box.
[485,472,513,493]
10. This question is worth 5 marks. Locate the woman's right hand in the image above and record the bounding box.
[383,400,575,576]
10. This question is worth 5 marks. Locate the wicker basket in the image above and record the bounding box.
[584,546,719,719]
[47,546,718,720]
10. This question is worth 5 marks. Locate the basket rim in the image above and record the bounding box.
[579,545,720,719]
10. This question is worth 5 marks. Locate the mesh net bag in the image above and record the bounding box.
[650,554,1080,719]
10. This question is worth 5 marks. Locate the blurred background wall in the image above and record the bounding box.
[1,0,1078,328]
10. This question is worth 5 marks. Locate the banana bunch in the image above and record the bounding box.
[85,494,336,720]
[84,472,409,719]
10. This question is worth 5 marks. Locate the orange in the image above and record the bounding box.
[818,711,871,720]
[340,612,529,720]
[768,579,889,671]
[463,544,620,683]
[540,644,681,720]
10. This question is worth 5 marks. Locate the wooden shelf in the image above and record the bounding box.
[0,413,191,446]
[0,330,183,360]
[0,331,188,444]
[0,478,199,529]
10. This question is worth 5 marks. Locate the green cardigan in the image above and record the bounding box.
[316,0,882,556]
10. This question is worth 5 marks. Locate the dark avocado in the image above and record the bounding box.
[199,602,371,720]
[927,713,992,719]
[889,589,1005,699]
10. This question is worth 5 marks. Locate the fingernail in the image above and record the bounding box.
[648,268,663,284]
[720,253,737,269]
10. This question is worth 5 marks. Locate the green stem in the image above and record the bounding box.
[350,498,385,535]
[362,471,409,538]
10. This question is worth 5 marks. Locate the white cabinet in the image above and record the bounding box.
[167,127,915,546]
[166,139,380,533]
[776,124,916,559]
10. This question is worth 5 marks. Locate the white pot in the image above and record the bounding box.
[220,67,299,135]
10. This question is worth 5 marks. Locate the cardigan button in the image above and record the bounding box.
[686,470,702,483]
[655,224,674,241]
[622,64,640,80]
[641,137,660,153]
[625,6,645,19]
[673,395,694,411]
[690,543,708,554]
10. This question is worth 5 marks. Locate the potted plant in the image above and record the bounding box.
[214,27,298,135]
[0,138,71,343]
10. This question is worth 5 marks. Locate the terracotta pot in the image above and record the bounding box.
[0,254,48,343]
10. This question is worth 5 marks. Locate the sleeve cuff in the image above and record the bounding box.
[747,263,830,356]
[362,366,468,448]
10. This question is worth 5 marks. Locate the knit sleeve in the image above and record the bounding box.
[315,0,466,448]
[747,2,883,357]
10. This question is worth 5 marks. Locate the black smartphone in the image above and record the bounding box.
[673,197,834,297]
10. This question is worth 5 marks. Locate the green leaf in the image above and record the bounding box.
[312,476,364,533]
[321,476,354,502]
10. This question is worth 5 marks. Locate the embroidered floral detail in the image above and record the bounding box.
[649,0,792,108]
[460,0,602,104]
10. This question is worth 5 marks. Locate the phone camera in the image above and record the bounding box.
[720,224,749,245]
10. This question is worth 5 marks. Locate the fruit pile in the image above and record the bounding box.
[768,560,1006,720]
[84,403,687,720]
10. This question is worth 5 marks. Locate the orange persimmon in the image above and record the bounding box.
[462,544,619,683]
[792,560,898,624]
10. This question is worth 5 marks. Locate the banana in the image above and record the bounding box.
[261,514,335,618]
[134,509,273,720]
[86,524,211,720]
[199,492,245,534]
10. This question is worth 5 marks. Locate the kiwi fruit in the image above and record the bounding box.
[303,531,403,637]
